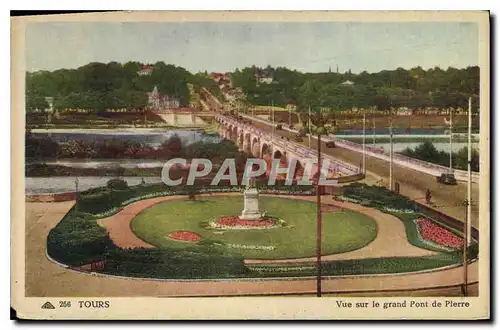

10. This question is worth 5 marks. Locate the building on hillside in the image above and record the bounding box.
[255,68,274,85]
[30,96,55,113]
[258,77,273,84]
[209,72,232,88]
[396,107,414,116]
[210,72,231,84]
[44,97,54,113]
[340,80,355,86]
[138,65,154,76]
[147,86,180,111]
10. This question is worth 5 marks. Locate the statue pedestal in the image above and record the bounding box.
[239,187,262,220]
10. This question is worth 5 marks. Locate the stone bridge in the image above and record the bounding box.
[216,114,363,182]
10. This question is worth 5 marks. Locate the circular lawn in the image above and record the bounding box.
[130,196,377,260]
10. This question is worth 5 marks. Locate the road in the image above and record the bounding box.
[243,117,480,228]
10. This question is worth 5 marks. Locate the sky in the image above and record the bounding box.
[25,21,478,73]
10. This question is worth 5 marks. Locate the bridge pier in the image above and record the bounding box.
[243,138,251,154]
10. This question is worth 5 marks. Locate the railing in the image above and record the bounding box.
[234,113,479,183]
[331,136,479,183]
[218,115,360,176]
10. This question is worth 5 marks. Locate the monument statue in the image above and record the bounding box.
[239,177,262,220]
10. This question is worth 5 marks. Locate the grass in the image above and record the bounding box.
[130,196,378,260]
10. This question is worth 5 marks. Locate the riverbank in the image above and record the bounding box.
[30,126,207,133]
[25,164,163,178]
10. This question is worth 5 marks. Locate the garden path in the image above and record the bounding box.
[96,193,436,263]
[24,201,479,298]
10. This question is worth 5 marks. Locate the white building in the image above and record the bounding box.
[147,86,180,111]
[341,80,355,86]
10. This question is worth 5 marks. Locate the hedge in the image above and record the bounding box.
[106,178,128,190]
[48,182,314,273]
[48,181,473,279]
[248,252,461,278]
[76,182,315,215]
[102,248,250,279]
[342,183,414,210]
[47,207,114,266]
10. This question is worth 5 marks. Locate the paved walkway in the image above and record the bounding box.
[25,199,478,297]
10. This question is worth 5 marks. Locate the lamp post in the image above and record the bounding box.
[315,126,323,297]
[372,110,376,146]
[389,113,394,191]
[362,108,366,177]
[75,176,79,200]
[272,101,275,139]
[462,199,469,296]
[308,106,312,148]
[467,97,472,246]
[449,108,453,173]
[311,113,328,298]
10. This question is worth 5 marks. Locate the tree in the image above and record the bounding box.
[158,134,182,159]
[229,65,480,111]
[455,147,480,172]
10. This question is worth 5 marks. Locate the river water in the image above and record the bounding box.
[26,129,479,194]
[30,129,221,147]
[26,176,163,195]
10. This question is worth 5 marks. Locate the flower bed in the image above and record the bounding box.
[383,207,415,214]
[336,195,362,204]
[209,215,283,230]
[167,231,202,242]
[416,217,463,249]
[227,244,276,251]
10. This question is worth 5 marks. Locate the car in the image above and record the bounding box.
[326,141,336,148]
[294,135,303,142]
[436,173,457,185]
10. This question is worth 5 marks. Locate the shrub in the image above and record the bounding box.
[46,206,114,266]
[106,178,128,191]
[102,248,249,279]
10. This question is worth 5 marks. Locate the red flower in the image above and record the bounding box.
[215,216,275,227]
[168,231,201,242]
[416,218,463,249]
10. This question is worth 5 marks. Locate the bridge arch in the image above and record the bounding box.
[272,149,289,181]
[292,159,305,181]
[261,143,272,158]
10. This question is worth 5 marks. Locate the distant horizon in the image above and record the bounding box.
[26,62,479,75]
[26,21,478,74]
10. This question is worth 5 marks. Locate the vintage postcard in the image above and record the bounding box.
[11,11,490,320]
